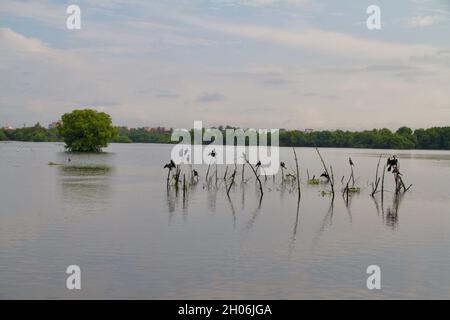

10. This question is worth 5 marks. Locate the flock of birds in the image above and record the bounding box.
[163,148,401,183]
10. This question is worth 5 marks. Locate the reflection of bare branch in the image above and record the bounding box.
[241,182,246,210]
[343,195,353,223]
[207,186,218,213]
[372,196,381,217]
[311,200,334,249]
[385,193,405,230]
[165,188,177,225]
[227,194,237,231]
[288,197,301,258]
[244,197,263,232]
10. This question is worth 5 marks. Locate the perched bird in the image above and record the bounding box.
[256,161,261,167]
[164,160,176,170]
[387,156,398,172]
[193,169,198,177]
[320,172,330,180]
[349,157,354,166]
[280,162,286,169]
[208,149,216,158]
[68,158,71,163]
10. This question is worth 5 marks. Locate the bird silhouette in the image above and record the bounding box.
[349,157,354,166]
[208,149,216,158]
[256,161,261,167]
[164,160,176,170]
[193,169,198,177]
[387,156,398,172]
[280,162,286,169]
[320,172,330,180]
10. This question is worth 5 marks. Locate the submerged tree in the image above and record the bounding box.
[58,109,118,152]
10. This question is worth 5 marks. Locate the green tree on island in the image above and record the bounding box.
[0,129,7,141]
[58,109,118,152]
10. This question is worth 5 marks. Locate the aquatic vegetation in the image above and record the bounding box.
[347,187,361,193]
[59,165,112,176]
[308,179,321,185]
[48,162,63,166]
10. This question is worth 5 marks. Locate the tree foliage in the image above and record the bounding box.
[1,121,449,150]
[1,123,60,142]
[0,129,7,141]
[58,109,118,152]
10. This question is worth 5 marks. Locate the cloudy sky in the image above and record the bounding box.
[0,0,449,130]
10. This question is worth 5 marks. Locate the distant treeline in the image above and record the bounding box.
[0,123,60,142]
[1,123,449,150]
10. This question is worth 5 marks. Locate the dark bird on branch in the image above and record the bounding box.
[164,160,176,170]
[320,172,330,180]
[193,169,198,177]
[387,156,398,172]
[256,161,261,167]
[208,149,216,158]
[280,162,286,169]
[349,157,354,166]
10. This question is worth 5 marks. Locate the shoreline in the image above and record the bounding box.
[2,140,450,152]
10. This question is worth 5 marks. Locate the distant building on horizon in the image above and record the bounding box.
[304,128,314,134]
[48,121,62,130]
[143,126,171,134]
[2,125,14,131]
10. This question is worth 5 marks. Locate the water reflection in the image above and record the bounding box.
[58,165,113,214]
[372,196,381,217]
[59,165,112,176]
[244,196,263,232]
[311,200,334,249]
[207,185,218,213]
[372,192,403,230]
[226,194,237,231]
[288,197,301,258]
[241,182,246,210]
[384,194,404,230]
[166,188,177,223]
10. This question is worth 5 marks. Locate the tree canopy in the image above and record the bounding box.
[0,129,7,141]
[58,109,118,152]
[1,120,449,151]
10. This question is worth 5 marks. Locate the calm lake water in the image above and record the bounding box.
[1,142,450,299]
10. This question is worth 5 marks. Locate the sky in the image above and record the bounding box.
[0,0,449,130]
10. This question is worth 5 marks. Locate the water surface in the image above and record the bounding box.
[1,142,449,299]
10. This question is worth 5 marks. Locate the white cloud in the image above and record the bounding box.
[402,15,447,27]
[187,19,437,61]
[216,0,312,7]
[1,1,450,130]
[0,0,65,28]
[0,28,80,67]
